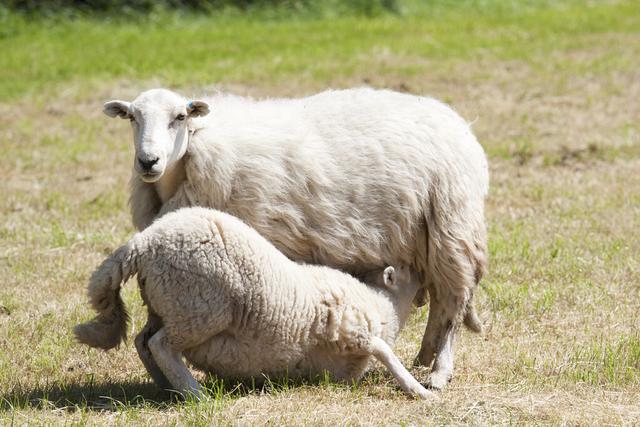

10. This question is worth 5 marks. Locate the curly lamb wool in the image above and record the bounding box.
[103,87,489,389]
[75,207,432,400]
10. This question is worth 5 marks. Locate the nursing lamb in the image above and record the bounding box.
[75,207,433,400]
[103,87,489,389]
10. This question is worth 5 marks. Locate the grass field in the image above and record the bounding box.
[1,0,639,424]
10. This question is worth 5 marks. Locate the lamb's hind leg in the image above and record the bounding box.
[148,328,202,398]
[370,337,434,400]
[134,277,171,390]
[145,286,234,397]
[135,311,172,390]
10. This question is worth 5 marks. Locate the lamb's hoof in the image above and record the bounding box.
[426,371,450,390]
[413,385,437,400]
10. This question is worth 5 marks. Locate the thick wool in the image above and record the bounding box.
[105,87,489,388]
[75,207,431,399]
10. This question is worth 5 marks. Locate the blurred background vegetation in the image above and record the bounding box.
[4,0,400,16]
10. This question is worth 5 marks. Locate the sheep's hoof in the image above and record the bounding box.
[425,370,450,390]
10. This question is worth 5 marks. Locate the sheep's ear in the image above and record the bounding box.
[104,100,132,119]
[382,266,396,288]
[187,100,210,118]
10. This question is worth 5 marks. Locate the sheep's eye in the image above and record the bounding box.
[176,114,186,121]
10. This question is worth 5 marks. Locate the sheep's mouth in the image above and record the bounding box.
[139,171,163,183]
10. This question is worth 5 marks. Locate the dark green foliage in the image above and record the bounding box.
[4,0,399,16]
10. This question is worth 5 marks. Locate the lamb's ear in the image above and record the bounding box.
[104,100,132,119]
[187,100,210,118]
[383,266,396,288]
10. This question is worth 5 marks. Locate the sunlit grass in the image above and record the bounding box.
[1,0,639,424]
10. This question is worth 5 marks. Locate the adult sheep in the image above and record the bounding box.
[103,87,489,389]
[75,207,433,399]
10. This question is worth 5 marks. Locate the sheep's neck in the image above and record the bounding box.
[155,157,186,203]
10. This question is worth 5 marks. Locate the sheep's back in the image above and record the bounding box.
[186,88,488,275]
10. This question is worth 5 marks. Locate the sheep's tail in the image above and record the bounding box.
[463,300,483,333]
[74,238,143,350]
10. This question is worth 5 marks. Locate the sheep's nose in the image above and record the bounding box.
[138,156,159,171]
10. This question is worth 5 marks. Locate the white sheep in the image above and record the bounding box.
[75,207,433,400]
[103,87,489,389]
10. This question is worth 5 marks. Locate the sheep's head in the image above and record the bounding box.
[104,89,210,183]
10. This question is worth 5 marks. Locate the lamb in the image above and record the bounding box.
[103,87,489,389]
[74,207,433,400]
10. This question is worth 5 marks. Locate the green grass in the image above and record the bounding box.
[1,0,638,101]
[569,334,640,386]
[1,0,640,424]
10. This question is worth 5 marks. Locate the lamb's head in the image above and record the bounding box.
[365,266,421,327]
[104,89,210,183]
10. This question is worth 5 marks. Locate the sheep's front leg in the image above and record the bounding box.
[135,311,172,390]
[370,337,434,400]
[148,328,202,398]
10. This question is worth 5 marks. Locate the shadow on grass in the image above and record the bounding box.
[0,371,364,412]
[0,380,172,412]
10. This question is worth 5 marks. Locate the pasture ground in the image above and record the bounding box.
[1,1,639,425]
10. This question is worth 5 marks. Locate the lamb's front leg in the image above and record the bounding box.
[370,337,434,400]
[148,328,202,398]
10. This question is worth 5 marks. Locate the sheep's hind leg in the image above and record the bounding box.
[370,337,434,400]
[425,316,456,390]
[135,311,172,390]
[416,217,484,389]
[415,285,462,390]
[415,289,440,369]
[148,328,202,398]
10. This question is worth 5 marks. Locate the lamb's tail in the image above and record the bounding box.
[74,238,143,350]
